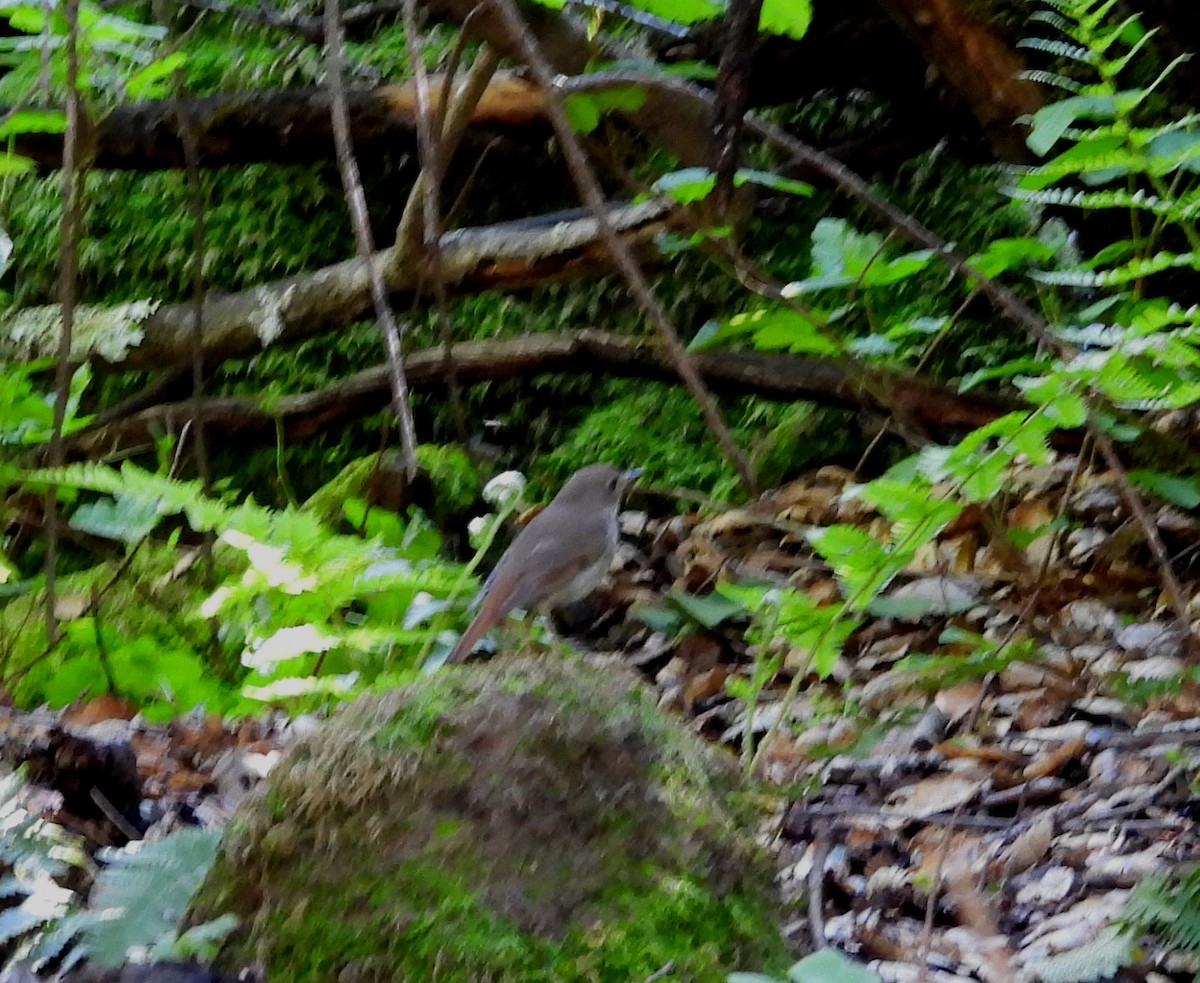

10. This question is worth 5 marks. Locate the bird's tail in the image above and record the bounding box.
[445,586,511,663]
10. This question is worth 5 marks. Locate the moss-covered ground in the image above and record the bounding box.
[188,656,789,981]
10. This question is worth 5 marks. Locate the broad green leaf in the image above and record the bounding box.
[787,948,880,983]
[751,309,840,354]
[652,166,716,203]
[810,218,882,278]
[666,589,748,629]
[734,168,813,198]
[886,315,947,339]
[759,0,811,39]
[0,153,35,176]
[627,0,721,24]
[1129,470,1200,509]
[564,88,645,134]
[968,237,1056,277]
[847,334,896,356]
[5,4,47,33]
[632,604,684,634]
[959,357,1052,391]
[0,109,66,138]
[564,93,601,134]
[124,51,186,99]
[1026,93,1115,156]
[43,653,108,706]
[70,495,162,542]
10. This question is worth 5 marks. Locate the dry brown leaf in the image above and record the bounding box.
[683,666,730,705]
[62,695,138,725]
[889,769,989,818]
[1022,737,1086,781]
[933,741,1026,765]
[1001,814,1055,876]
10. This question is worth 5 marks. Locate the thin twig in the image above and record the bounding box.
[44,0,82,645]
[324,0,421,479]
[169,48,218,588]
[394,22,501,449]
[487,0,758,495]
[561,68,1193,635]
[712,0,763,212]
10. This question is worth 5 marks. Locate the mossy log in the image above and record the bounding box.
[187,657,790,982]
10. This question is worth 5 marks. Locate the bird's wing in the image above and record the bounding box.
[503,506,612,611]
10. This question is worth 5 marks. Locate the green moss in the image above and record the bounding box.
[189,658,789,981]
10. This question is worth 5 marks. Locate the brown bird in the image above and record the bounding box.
[446,464,639,664]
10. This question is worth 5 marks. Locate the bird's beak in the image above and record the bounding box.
[624,467,642,483]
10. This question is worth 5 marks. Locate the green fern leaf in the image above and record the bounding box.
[83,826,223,967]
[1027,925,1135,983]
[1032,250,1198,287]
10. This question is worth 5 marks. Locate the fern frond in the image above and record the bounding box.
[1006,185,1168,215]
[1018,37,1095,63]
[0,772,83,880]
[1025,925,1135,983]
[1101,21,1157,71]
[1018,69,1083,91]
[82,827,223,967]
[1032,250,1198,287]
[1077,0,1122,31]
[1124,867,1200,954]
[1028,9,1075,35]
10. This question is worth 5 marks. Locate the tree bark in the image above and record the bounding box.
[10,77,547,170]
[67,329,1021,455]
[3,199,677,370]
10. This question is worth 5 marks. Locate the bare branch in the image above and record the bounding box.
[66,330,1023,456]
[486,0,758,494]
[325,0,421,478]
[44,0,82,644]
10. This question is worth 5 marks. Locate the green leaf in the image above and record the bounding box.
[787,949,880,983]
[734,168,813,197]
[959,357,1052,391]
[564,93,601,134]
[86,828,222,967]
[70,495,162,542]
[0,109,66,138]
[968,236,1056,277]
[632,604,684,634]
[1014,375,1087,427]
[652,166,716,204]
[810,218,881,278]
[43,654,107,706]
[1026,94,1116,156]
[759,0,811,39]
[1129,470,1200,509]
[5,4,47,33]
[626,0,721,24]
[124,51,186,99]
[807,524,899,605]
[0,153,35,176]
[666,589,749,629]
[746,307,840,354]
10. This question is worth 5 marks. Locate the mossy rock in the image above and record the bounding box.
[188,657,788,981]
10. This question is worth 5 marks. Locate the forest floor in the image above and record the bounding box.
[3,458,1198,982]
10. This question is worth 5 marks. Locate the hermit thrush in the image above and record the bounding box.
[446,464,638,663]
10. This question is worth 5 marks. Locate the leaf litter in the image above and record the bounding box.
[1,455,1199,980]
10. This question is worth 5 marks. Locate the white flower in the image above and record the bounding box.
[483,470,527,510]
